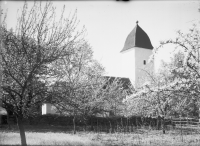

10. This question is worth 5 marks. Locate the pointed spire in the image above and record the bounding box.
[136,21,139,25]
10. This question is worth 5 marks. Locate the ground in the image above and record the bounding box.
[0,125,200,146]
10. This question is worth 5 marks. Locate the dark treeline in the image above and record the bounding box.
[2,114,174,133]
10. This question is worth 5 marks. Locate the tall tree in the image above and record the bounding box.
[95,77,130,117]
[156,25,200,117]
[49,39,130,133]
[0,1,84,145]
[124,70,178,134]
[49,40,105,134]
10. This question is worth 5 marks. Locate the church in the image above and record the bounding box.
[119,21,154,88]
[42,21,154,115]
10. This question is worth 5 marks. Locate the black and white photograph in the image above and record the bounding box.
[0,0,200,146]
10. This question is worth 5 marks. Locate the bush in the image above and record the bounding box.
[20,114,171,133]
[25,114,160,127]
[26,114,86,126]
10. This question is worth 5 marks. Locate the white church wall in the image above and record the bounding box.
[134,47,154,88]
[120,47,154,88]
[120,48,136,86]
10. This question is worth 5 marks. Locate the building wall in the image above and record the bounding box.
[135,47,154,88]
[42,103,57,115]
[120,48,136,86]
[120,47,153,88]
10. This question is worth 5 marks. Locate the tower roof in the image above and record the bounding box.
[120,21,153,52]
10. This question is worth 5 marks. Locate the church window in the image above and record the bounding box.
[143,60,146,65]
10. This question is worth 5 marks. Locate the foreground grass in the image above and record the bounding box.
[0,125,200,146]
[0,132,102,146]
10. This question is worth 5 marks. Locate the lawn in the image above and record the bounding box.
[1,125,200,146]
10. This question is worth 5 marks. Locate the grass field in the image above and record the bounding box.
[1,125,200,146]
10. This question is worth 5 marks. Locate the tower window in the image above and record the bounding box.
[143,60,146,65]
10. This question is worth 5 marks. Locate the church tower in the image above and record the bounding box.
[120,21,154,88]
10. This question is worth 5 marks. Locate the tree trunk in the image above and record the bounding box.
[157,116,161,130]
[7,110,11,129]
[109,120,113,133]
[0,115,2,125]
[17,116,27,146]
[83,117,87,132]
[161,117,166,134]
[73,116,76,134]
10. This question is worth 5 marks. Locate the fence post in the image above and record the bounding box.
[180,116,183,142]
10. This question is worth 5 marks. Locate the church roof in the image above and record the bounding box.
[103,76,132,90]
[120,21,153,52]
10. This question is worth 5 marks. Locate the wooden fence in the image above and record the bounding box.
[172,117,200,127]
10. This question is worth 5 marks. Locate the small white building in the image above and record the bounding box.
[42,103,58,115]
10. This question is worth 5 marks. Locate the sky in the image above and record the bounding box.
[1,0,200,77]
